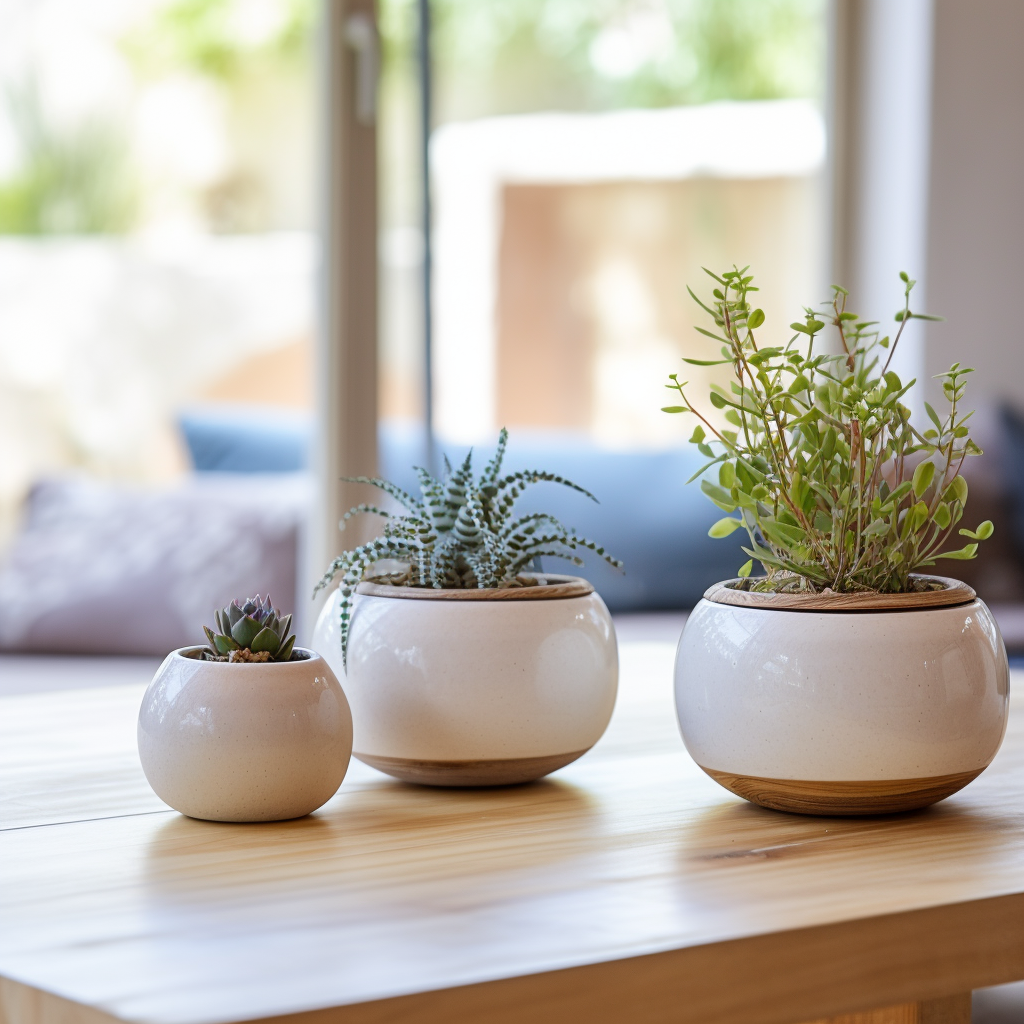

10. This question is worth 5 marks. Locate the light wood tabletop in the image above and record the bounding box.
[1,642,1022,1024]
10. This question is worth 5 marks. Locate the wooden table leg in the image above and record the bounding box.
[803,993,971,1023]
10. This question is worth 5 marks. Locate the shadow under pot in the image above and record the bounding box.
[313,574,618,786]
[138,648,353,822]
[675,575,1009,816]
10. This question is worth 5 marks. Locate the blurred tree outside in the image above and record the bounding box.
[381,0,825,125]
[0,0,316,236]
[0,78,138,234]
[0,0,824,235]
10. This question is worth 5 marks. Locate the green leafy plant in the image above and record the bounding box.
[663,266,992,594]
[200,595,298,662]
[315,428,622,664]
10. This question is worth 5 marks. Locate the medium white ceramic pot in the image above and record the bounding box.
[675,576,1009,816]
[138,648,353,822]
[313,575,618,786]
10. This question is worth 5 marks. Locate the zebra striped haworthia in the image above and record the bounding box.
[315,428,622,665]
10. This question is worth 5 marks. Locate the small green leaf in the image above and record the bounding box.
[944,476,969,503]
[747,308,765,329]
[934,503,951,530]
[737,559,754,577]
[700,479,737,511]
[690,425,706,443]
[662,406,688,414]
[976,520,995,540]
[937,543,979,561]
[709,517,743,538]
[912,460,935,497]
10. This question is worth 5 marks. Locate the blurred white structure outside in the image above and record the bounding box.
[431,100,827,443]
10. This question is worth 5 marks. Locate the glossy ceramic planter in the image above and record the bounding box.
[313,575,618,786]
[138,648,353,822]
[675,579,1009,815]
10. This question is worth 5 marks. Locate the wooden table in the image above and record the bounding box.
[1,643,1023,1024]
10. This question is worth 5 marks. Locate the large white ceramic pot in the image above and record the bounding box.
[138,648,353,822]
[313,575,618,786]
[675,576,1009,816]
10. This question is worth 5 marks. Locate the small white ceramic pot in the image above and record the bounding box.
[138,648,353,822]
[313,575,618,786]
[675,576,1009,816]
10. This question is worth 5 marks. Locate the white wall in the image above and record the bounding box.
[830,0,934,410]
[924,0,1024,410]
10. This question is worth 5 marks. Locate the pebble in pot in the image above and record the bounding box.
[138,596,352,822]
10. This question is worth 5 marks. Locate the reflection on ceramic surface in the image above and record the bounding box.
[675,599,1009,780]
[314,589,618,762]
[138,648,353,822]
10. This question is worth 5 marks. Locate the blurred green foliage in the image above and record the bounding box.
[0,82,138,235]
[381,0,826,120]
[0,0,824,234]
[122,0,315,80]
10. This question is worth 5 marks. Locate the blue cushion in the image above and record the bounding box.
[179,407,311,473]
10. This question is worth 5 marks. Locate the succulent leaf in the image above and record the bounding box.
[231,615,262,649]
[277,635,296,663]
[250,626,282,655]
[214,633,240,654]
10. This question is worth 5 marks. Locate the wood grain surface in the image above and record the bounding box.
[703,576,976,611]
[801,993,971,1023]
[1,648,1023,1024]
[356,573,593,601]
[701,767,986,816]
[354,749,590,786]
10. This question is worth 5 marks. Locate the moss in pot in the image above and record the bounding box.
[138,596,352,822]
[666,267,1008,815]
[312,429,623,787]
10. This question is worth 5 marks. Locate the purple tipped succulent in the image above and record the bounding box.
[203,595,296,662]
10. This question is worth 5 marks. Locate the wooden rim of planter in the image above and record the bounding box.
[703,574,976,611]
[355,573,594,601]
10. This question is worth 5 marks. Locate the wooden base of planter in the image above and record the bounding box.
[701,766,986,816]
[355,749,590,787]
